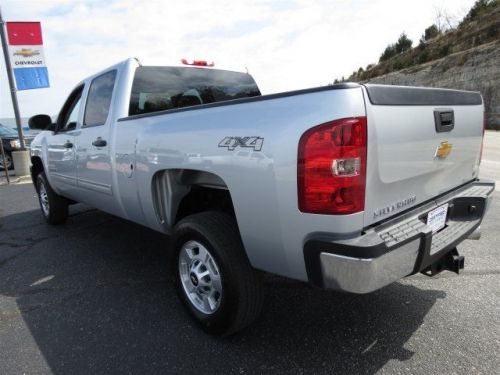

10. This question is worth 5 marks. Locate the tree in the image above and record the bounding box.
[434,6,458,32]
[424,24,441,41]
[395,33,413,53]
[379,45,397,62]
[380,33,413,62]
[419,24,441,46]
[460,0,496,26]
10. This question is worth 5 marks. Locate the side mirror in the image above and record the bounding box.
[29,114,53,130]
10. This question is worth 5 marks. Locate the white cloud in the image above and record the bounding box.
[0,0,476,119]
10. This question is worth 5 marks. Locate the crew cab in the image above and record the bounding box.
[28,58,494,335]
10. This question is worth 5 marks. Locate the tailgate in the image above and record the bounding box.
[362,84,484,227]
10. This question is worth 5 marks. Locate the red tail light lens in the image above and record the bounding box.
[298,117,367,215]
[181,58,214,67]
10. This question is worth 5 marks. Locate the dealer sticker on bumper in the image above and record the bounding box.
[427,203,449,233]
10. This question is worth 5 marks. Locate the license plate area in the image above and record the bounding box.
[426,203,449,233]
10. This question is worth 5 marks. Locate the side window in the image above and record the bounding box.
[83,70,117,127]
[56,86,83,132]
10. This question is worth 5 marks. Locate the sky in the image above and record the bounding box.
[0,0,477,120]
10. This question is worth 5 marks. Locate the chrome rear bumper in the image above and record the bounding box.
[304,179,495,294]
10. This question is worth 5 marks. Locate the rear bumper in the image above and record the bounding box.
[304,179,495,294]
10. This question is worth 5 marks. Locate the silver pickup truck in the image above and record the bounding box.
[29,58,494,335]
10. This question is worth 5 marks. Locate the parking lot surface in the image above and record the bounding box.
[481,131,500,186]
[0,180,498,374]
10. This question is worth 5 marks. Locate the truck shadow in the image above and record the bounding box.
[0,206,445,374]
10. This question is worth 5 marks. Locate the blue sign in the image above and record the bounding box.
[13,67,50,90]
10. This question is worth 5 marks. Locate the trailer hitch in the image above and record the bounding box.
[421,248,464,277]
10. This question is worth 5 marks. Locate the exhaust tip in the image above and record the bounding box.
[468,226,481,240]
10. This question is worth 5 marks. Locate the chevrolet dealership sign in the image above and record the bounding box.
[6,22,49,90]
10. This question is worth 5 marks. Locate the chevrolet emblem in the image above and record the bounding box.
[13,48,40,58]
[435,141,453,159]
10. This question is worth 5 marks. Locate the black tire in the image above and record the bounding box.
[172,212,264,336]
[36,172,69,225]
[0,153,13,170]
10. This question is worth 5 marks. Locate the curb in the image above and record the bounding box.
[0,175,31,186]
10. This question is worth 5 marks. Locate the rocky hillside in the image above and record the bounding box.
[342,0,500,129]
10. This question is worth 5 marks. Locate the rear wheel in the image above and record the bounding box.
[172,212,264,336]
[36,172,69,225]
[178,240,223,315]
[0,153,12,170]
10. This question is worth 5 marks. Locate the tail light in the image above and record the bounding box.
[298,117,367,215]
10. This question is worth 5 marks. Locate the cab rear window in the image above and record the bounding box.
[129,66,260,116]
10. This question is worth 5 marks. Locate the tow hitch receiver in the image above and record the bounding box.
[421,248,465,277]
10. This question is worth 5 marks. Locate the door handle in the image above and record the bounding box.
[63,141,73,148]
[434,109,454,132]
[92,138,107,147]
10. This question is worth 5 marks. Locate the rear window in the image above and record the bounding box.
[84,70,117,127]
[129,67,261,116]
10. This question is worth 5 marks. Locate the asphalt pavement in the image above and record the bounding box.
[0,179,499,374]
[481,131,500,187]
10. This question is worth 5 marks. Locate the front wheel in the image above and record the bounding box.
[172,212,264,336]
[36,172,69,225]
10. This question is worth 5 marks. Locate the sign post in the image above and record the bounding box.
[0,7,49,176]
[0,6,25,150]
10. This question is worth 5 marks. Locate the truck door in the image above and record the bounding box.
[74,70,117,208]
[46,85,83,198]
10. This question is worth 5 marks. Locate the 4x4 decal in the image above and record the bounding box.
[218,136,264,151]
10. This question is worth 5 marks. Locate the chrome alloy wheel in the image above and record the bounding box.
[178,240,222,314]
[38,182,50,217]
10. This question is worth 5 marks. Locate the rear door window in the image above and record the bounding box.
[84,70,117,127]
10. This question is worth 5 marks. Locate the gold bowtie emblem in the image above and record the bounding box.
[435,141,453,159]
[13,48,40,57]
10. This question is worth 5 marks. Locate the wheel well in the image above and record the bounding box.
[175,186,235,224]
[151,169,235,228]
[30,156,44,185]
